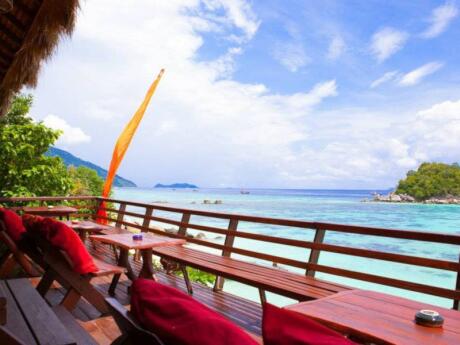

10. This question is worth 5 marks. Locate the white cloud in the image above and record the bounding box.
[398,62,444,86]
[30,1,460,189]
[326,36,346,60]
[370,71,399,88]
[370,27,409,62]
[272,42,309,72]
[42,115,91,145]
[422,2,458,38]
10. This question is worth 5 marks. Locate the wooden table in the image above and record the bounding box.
[62,220,113,241]
[90,233,185,281]
[0,279,76,344]
[22,206,78,220]
[286,289,460,345]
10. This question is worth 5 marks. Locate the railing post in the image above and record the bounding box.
[115,203,126,228]
[92,198,103,221]
[177,212,191,236]
[306,227,326,277]
[134,207,154,261]
[213,218,238,291]
[454,253,460,310]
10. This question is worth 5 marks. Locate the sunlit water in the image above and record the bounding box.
[114,187,460,308]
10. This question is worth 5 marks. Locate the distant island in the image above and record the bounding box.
[372,162,460,204]
[154,183,198,189]
[46,147,137,187]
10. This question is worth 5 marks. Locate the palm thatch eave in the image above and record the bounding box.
[0,0,79,116]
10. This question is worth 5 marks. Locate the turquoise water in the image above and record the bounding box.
[113,187,460,308]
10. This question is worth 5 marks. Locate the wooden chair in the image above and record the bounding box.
[26,234,126,315]
[0,220,42,278]
[105,297,165,345]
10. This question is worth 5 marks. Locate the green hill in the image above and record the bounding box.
[46,147,137,187]
[396,162,460,200]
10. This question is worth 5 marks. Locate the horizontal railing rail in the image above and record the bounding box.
[95,196,460,309]
[2,195,459,309]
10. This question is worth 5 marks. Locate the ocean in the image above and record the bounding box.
[113,187,460,308]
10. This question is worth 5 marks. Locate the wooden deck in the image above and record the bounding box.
[35,242,262,344]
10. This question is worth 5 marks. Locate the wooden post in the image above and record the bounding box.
[454,253,460,310]
[306,227,326,277]
[115,203,126,228]
[213,218,238,291]
[177,212,191,236]
[135,207,153,261]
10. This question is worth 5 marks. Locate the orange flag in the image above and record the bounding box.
[97,69,165,223]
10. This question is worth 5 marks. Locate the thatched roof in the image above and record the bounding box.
[0,0,79,115]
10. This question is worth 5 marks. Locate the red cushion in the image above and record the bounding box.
[263,303,357,345]
[23,215,97,275]
[0,208,26,242]
[130,279,258,345]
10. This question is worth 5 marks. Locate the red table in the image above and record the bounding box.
[62,220,113,240]
[90,233,185,281]
[286,289,460,345]
[22,206,78,220]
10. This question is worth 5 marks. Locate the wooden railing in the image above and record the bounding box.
[2,195,460,309]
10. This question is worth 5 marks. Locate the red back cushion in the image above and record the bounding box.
[130,279,258,345]
[0,208,26,242]
[23,215,97,275]
[263,303,357,345]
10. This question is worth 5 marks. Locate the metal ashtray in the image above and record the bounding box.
[415,309,444,328]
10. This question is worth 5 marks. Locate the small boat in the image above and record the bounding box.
[240,190,250,194]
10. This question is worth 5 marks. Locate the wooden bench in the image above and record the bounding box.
[153,245,350,301]
[0,278,97,345]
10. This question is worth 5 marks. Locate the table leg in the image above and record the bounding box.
[117,248,136,281]
[139,249,157,281]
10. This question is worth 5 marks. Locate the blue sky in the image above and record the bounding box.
[29,0,460,189]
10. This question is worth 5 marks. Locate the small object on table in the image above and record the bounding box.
[415,309,444,328]
[47,205,54,209]
[133,234,143,241]
[71,220,79,225]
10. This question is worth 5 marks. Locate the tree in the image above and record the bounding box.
[396,162,460,200]
[68,166,104,196]
[0,94,74,197]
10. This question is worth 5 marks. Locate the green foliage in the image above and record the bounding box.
[177,267,216,286]
[68,165,104,196]
[0,94,33,126]
[0,93,104,198]
[0,94,73,197]
[396,162,460,200]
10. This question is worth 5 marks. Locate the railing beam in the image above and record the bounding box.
[214,218,238,291]
[306,228,326,277]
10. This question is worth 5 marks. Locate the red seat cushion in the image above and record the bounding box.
[263,303,357,345]
[0,208,26,242]
[23,215,97,275]
[130,279,258,345]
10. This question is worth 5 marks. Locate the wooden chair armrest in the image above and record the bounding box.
[105,297,165,345]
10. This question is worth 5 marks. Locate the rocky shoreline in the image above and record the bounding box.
[365,192,460,204]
